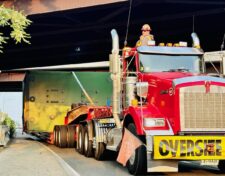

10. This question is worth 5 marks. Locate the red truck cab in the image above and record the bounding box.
[121,44,225,174]
[55,30,225,175]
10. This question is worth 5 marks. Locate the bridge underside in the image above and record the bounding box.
[0,0,225,70]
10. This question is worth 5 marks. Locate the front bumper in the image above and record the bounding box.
[146,134,225,172]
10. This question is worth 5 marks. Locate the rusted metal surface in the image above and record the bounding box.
[67,105,89,124]
[0,73,25,82]
[1,0,127,15]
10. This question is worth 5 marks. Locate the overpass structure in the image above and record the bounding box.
[0,0,224,70]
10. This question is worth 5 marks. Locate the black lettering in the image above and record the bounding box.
[187,140,195,156]
[204,140,208,156]
[208,140,215,156]
[169,140,179,157]
[195,140,203,156]
[216,140,222,156]
[159,140,169,156]
[180,140,186,157]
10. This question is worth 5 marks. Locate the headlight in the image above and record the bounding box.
[144,118,165,127]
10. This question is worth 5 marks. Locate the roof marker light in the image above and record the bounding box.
[159,43,165,46]
[166,43,173,47]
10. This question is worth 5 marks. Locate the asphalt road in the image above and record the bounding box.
[44,142,225,176]
[2,132,224,176]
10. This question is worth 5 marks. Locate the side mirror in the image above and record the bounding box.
[136,82,148,99]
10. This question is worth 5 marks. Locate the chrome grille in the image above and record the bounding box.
[180,85,225,131]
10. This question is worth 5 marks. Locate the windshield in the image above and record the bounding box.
[139,53,202,73]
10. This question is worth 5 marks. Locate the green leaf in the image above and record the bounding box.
[0,5,32,53]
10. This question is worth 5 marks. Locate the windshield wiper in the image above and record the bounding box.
[164,68,190,72]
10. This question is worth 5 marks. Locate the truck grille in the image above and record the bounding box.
[180,85,225,131]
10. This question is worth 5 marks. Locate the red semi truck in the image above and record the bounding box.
[53,30,225,175]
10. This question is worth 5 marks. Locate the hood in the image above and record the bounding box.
[142,72,196,86]
[142,72,225,88]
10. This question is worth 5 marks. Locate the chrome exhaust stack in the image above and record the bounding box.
[110,29,122,128]
[191,32,201,48]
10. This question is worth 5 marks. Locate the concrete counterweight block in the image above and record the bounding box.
[0,125,10,147]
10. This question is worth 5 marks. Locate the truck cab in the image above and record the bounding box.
[122,45,204,135]
[120,40,225,174]
[52,30,225,176]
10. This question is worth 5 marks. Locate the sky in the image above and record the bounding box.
[0,92,22,127]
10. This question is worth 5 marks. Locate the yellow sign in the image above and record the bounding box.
[154,136,225,160]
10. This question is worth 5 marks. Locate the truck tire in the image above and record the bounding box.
[218,160,225,172]
[58,125,68,148]
[54,125,60,147]
[67,126,76,148]
[84,126,93,157]
[94,142,105,160]
[126,123,147,175]
[77,125,85,154]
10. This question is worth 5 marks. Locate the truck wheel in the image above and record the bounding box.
[218,160,225,172]
[58,126,68,148]
[67,126,75,148]
[94,142,105,160]
[84,126,93,157]
[54,125,60,146]
[126,123,147,175]
[77,125,85,154]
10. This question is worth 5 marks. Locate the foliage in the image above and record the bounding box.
[0,5,32,53]
[2,115,16,138]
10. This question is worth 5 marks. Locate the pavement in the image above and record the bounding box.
[0,132,79,176]
[0,131,224,176]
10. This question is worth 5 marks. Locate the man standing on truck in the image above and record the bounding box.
[136,24,154,46]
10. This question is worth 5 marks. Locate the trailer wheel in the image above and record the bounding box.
[54,125,60,147]
[53,126,57,146]
[58,126,68,148]
[218,160,225,173]
[84,126,93,157]
[126,123,147,175]
[77,125,85,154]
[67,126,76,148]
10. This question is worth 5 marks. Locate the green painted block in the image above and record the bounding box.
[23,71,112,132]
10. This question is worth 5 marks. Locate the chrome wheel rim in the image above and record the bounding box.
[58,131,61,145]
[84,132,88,151]
[79,131,82,149]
